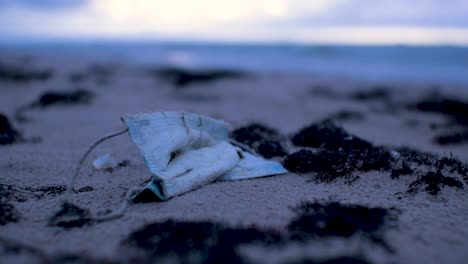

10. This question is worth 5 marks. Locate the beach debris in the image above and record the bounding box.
[0,184,67,202]
[122,112,287,201]
[285,121,392,182]
[308,85,338,98]
[285,120,466,194]
[15,89,95,122]
[350,87,391,101]
[92,154,130,172]
[32,89,94,108]
[324,110,366,122]
[433,130,468,145]
[291,120,373,151]
[288,202,397,251]
[152,67,248,87]
[409,96,468,145]
[408,170,463,195]
[59,112,287,225]
[282,149,357,183]
[0,186,20,225]
[77,186,94,193]
[411,97,468,126]
[122,201,396,263]
[122,220,282,263]
[286,256,371,264]
[0,62,53,82]
[92,154,118,171]
[0,113,21,145]
[48,253,116,264]
[69,72,87,83]
[230,123,288,158]
[48,202,92,228]
[69,64,117,85]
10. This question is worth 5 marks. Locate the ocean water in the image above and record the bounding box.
[4,42,468,84]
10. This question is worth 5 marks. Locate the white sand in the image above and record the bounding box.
[1,51,467,264]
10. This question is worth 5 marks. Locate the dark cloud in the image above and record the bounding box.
[0,0,87,9]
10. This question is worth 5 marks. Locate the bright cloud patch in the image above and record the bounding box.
[0,0,467,45]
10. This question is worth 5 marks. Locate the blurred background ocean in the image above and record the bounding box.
[1,0,468,84]
[3,42,468,84]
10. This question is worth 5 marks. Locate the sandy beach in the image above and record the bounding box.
[1,49,468,264]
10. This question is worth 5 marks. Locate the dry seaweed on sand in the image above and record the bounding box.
[285,121,393,182]
[286,256,371,264]
[0,62,53,82]
[0,236,114,264]
[0,236,48,263]
[433,130,468,145]
[0,113,21,145]
[287,202,398,252]
[0,186,20,225]
[286,120,466,195]
[395,149,466,194]
[48,202,92,228]
[409,96,468,145]
[31,89,94,108]
[0,184,71,202]
[15,89,95,122]
[324,110,366,122]
[350,87,392,101]
[408,170,464,195]
[230,123,288,158]
[123,220,282,264]
[151,67,248,87]
[291,120,373,151]
[282,149,357,183]
[410,97,468,126]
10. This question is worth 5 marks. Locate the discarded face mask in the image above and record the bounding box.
[121,112,288,201]
[56,112,288,226]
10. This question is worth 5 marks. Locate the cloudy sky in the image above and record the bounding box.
[1,0,467,45]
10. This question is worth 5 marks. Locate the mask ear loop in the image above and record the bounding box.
[65,127,129,198]
[60,127,141,222]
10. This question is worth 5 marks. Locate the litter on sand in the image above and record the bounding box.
[55,112,288,226]
[122,112,288,201]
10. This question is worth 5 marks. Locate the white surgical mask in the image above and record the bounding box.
[122,112,287,201]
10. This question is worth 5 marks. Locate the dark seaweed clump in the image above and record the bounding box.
[231,123,288,159]
[47,254,116,264]
[288,202,397,251]
[282,150,356,182]
[0,185,20,225]
[15,89,95,122]
[69,64,117,85]
[287,256,371,264]
[351,87,391,101]
[284,121,465,194]
[285,121,392,182]
[0,113,21,145]
[31,89,94,107]
[48,202,92,228]
[154,67,247,87]
[412,97,468,126]
[410,97,468,145]
[123,220,281,264]
[0,184,68,202]
[0,63,52,82]
[291,120,373,151]
[433,130,468,145]
[408,170,463,195]
[395,147,466,193]
[325,110,366,122]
